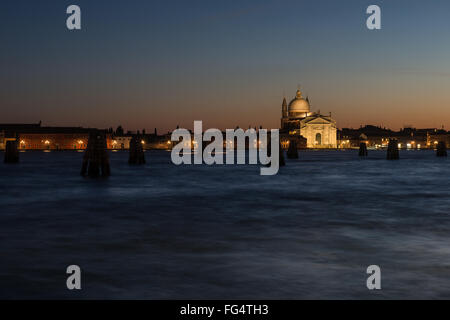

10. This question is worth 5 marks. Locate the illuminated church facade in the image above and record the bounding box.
[281,89,337,148]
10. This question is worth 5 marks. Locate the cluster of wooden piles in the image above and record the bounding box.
[266,139,285,167]
[387,139,400,160]
[359,142,368,157]
[4,139,19,163]
[80,131,110,177]
[128,136,146,165]
[287,140,299,159]
[436,141,447,157]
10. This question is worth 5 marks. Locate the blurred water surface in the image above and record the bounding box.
[1,150,450,299]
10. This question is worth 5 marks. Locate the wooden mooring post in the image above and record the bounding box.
[129,136,146,165]
[265,138,285,167]
[436,141,447,157]
[81,131,110,177]
[387,139,399,160]
[359,142,368,157]
[279,142,286,166]
[4,139,19,163]
[287,140,299,159]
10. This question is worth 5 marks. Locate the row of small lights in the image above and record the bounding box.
[17,139,441,147]
[340,139,444,148]
[112,140,171,146]
[19,140,85,145]
[18,139,175,147]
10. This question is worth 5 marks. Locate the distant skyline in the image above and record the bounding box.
[2,0,450,132]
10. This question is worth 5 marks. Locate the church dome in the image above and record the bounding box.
[288,89,310,114]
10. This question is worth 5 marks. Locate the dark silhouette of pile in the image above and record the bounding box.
[4,140,19,163]
[287,140,299,159]
[265,138,285,167]
[279,142,285,166]
[129,136,146,165]
[387,139,399,160]
[436,141,447,157]
[359,142,368,157]
[81,131,110,177]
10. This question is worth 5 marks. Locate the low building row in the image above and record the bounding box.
[0,123,172,151]
[2,123,449,151]
[337,125,450,149]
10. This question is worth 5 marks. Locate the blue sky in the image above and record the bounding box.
[2,0,450,131]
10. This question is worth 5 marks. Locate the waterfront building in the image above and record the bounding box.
[0,123,113,150]
[428,130,450,148]
[338,126,436,149]
[0,131,4,150]
[112,135,132,150]
[280,89,337,148]
[140,131,172,150]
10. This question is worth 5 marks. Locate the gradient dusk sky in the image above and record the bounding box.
[2,0,450,132]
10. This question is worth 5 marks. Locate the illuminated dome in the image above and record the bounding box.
[288,89,310,115]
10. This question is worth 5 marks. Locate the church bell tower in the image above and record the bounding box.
[281,97,288,129]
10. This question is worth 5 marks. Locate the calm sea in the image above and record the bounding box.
[1,150,450,299]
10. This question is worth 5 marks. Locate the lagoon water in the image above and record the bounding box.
[1,150,450,299]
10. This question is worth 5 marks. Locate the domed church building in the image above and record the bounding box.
[281,89,337,148]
